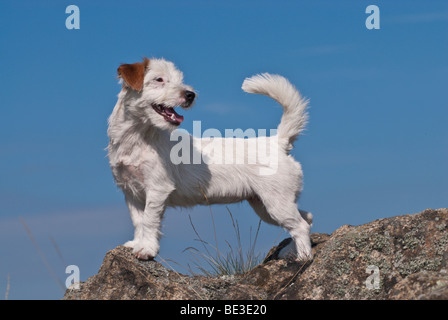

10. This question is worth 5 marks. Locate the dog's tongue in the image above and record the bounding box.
[165,107,184,123]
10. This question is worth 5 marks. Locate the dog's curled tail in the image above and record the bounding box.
[242,73,309,151]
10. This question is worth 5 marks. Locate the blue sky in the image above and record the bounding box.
[0,0,447,299]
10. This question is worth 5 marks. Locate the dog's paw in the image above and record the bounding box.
[296,241,313,262]
[293,235,313,262]
[123,240,137,248]
[133,247,157,260]
[132,241,159,260]
[296,247,313,262]
[135,251,154,260]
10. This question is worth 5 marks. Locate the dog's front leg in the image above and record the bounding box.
[136,199,167,260]
[124,192,168,260]
[123,194,145,251]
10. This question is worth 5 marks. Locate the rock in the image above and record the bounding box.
[63,245,265,300]
[279,208,448,300]
[63,208,448,300]
[387,271,448,299]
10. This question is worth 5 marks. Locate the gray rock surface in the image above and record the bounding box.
[64,208,448,300]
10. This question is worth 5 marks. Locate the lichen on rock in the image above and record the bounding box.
[63,208,448,300]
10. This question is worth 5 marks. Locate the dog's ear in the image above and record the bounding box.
[117,57,150,92]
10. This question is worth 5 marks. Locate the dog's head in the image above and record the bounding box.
[117,58,195,130]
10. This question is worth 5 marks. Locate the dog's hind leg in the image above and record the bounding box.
[252,192,312,261]
[249,196,313,227]
[248,196,280,226]
[285,210,313,261]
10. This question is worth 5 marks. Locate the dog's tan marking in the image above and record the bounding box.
[117,57,150,92]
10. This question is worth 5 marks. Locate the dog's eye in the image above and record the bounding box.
[155,77,164,82]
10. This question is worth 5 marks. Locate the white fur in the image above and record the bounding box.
[107,58,312,261]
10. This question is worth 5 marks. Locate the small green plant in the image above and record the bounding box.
[184,207,264,277]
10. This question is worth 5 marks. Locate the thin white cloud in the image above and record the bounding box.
[0,205,131,239]
[391,12,448,23]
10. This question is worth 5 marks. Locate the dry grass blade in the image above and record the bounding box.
[4,274,10,300]
[187,214,213,258]
[50,236,66,266]
[19,217,66,293]
[273,258,312,299]
[197,184,223,268]
[184,205,264,277]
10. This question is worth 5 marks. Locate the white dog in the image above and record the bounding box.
[107,58,313,261]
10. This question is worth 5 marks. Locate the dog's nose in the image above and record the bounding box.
[184,90,196,102]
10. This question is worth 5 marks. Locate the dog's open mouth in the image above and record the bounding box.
[152,104,184,125]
